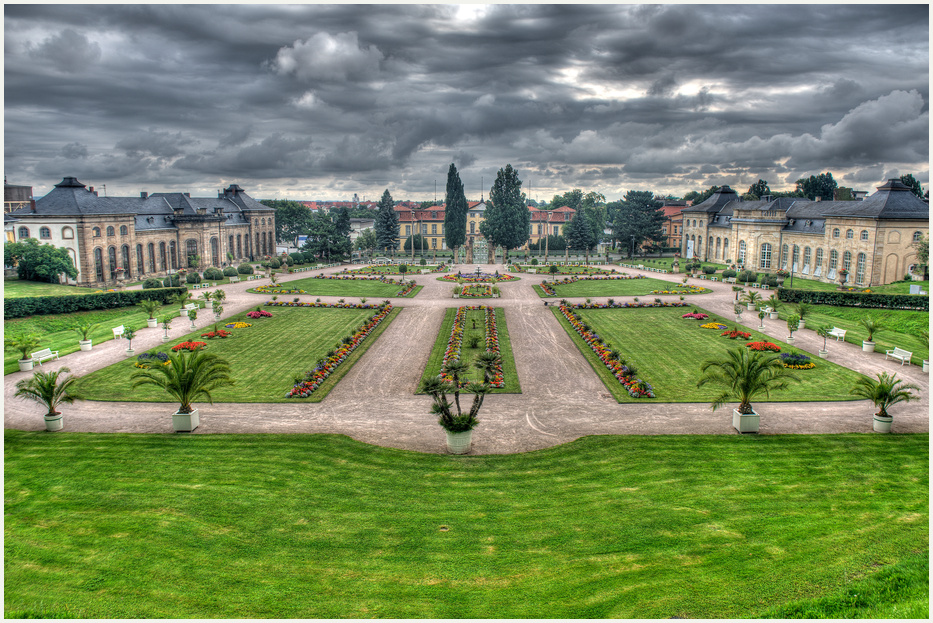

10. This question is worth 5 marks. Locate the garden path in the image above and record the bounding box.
[4,261,928,453]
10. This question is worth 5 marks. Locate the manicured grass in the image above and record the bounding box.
[4,431,926,618]
[777,305,929,365]
[71,306,399,403]
[512,264,613,275]
[781,277,929,295]
[3,279,101,298]
[553,306,867,403]
[534,276,710,298]
[346,265,444,275]
[262,275,422,298]
[4,304,184,375]
[419,306,520,393]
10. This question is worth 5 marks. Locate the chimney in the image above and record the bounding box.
[30,199,36,213]
[183,192,190,198]
[89,186,97,196]
[140,191,148,199]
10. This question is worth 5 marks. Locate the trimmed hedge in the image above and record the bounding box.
[722,269,737,279]
[4,287,188,319]
[778,288,929,311]
[702,265,716,274]
[289,253,304,264]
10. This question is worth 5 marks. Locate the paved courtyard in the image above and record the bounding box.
[4,262,929,453]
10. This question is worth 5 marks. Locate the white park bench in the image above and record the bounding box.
[885,347,913,365]
[420,269,431,274]
[112,325,125,339]
[828,327,847,341]
[228,276,240,283]
[182,303,199,317]
[31,348,59,365]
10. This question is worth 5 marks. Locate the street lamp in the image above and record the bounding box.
[631,235,635,259]
[410,206,416,263]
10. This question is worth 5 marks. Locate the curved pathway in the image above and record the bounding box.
[4,261,929,453]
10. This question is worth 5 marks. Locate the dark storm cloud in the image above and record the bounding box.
[4,3,928,200]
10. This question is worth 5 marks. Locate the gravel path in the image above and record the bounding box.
[5,262,929,453]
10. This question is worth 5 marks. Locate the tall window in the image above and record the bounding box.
[843,250,852,272]
[855,252,867,285]
[846,229,854,239]
[832,228,840,238]
[18,227,29,239]
[537,224,542,236]
[122,245,131,277]
[94,248,104,281]
[470,222,475,234]
[148,243,156,272]
[760,243,772,269]
[236,235,242,259]
[738,240,746,263]
[159,242,167,270]
[723,238,729,260]
[229,235,235,258]
[211,238,219,267]
[815,248,823,268]
[169,241,177,269]
[422,224,428,235]
[829,249,838,270]
[715,237,721,259]
[108,246,118,279]
[792,245,800,270]
[431,224,437,235]
[860,230,869,241]
[803,246,811,269]
[107,226,115,237]
[40,227,51,239]
[186,239,198,268]
[405,225,411,236]
[781,244,789,268]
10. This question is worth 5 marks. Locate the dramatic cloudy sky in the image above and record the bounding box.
[4,3,929,202]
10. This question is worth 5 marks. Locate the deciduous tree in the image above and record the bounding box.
[6,238,78,283]
[261,199,313,246]
[900,173,924,198]
[795,172,837,201]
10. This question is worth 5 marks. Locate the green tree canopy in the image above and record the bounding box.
[355,228,377,254]
[607,190,665,255]
[260,199,312,246]
[374,189,400,252]
[481,164,531,259]
[746,179,771,199]
[443,163,468,258]
[683,186,720,205]
[301,211,352,259]
[6,238,78,283]
[795,172,837,201]
[899,173,924,198]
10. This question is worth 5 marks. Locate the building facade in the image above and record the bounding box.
[680,179,928,286]
[9,176,276,287]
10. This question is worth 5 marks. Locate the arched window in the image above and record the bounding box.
[62,226,74,239]
[760,243,772,269]
[186,239,198,268]
[829,249,838,270]
[108,246,117,280]
[211,237,219,267]
[846,229,854,239]
[792,245,800,270]
[723,238,729,261]
[136,244,145,274]
[121,245,131,277]
[261,218,265,226]
[843,250,852,272]
[243,234,250,258]
[860,230,869,241]
[120,225,129,236]
[781,244,789,268]
[236,234,242,258]
[148,242,156,273]
[855,252,867,285]
[107,226,115,237]
[802,247,811,270]
[169,241,177,269]
[18,226,30,239]
[715,237,721,259]
[40,227,51,239]
[94,248,104,282]
[93,227,101,237]
[832,228,840,238]
[738,240,746,263]
[159,242,167,270]
[229,235,235,258]
[255,233,260,258]
[913,231,923,241]
[815,248,823,268]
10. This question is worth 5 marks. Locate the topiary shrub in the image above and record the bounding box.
[290,253,304,265]
[142,278,163,289]
[269,258,281,269]
[722,269,737,279]
[737,270,757,283]
[223,266,238,277]
[237,263,254,275]
[760,274,779,287]
[185,272,202,284]
[203,267,224,281]
[531,258,538,266]
[702,265,717,274]
[163,274,181,288]
[302,251,315,263]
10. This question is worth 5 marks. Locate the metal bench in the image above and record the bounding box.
[31,348,59,365]
[828,327,847,341]
[885,347,913,365]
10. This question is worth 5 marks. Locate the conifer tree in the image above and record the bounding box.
[374,189,399,253]
[481,164,531,263]
[444,163,468,264]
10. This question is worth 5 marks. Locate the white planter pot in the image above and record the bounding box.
[162,335,171,342]
[18,359,34,372]
[147,318,158,328]
[453,294,459,298]
[79,339,93,352]
[126,348,135,356]
[818,349,829,358]
[44,413,63,432]
[733,408,760,433]
[923,360,929,373]
[862,340,876,353]
[786,336,794,344]
[746,303,755,311]
[798,320,806,330]
[172,408,200,432]
[769,312,779,320]
[445,429,473,454]
[872,414,893,433]
[189,322,196,330]
[214,313,222,320]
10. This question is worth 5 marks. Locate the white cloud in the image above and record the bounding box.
[272,32,383,82]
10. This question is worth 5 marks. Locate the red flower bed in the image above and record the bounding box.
[172,341,207,352]
[746,341,781,352]
[682,312,709,319]
[721,329,752,339]
[200,329,232,339]
[246,310,272,319]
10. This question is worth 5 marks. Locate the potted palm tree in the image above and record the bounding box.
[6,334,42,372]
[741,290,762,311]
[697,346,801,433]
[816,325,832,358]
[758,309,766,329]
[766,295,781,320]
[795,302,811,330]
[858,315,886,352]
[130,348,235,432]
[137,299,162,328]
[850,372,920,433]
[786,314,800,344]
[212,288,226,304]
[123,326,137,356]
[74,321,97,351]
[14,366,83,431]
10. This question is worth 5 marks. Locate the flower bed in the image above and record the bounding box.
[265,301,384,310]
[459,284,493,298]
[510,263,614,275]
[286,304,394,398]
[440,272,517,283]
[440,306,505,388]
[682,312,709,319]
[134,352,170,369]
[781,352,815,369]
[540,282,556,295]
[225,322,252,329]
[246,310,273,319]
[721,329,752,340]
[746,341,781,352]
[558,305,655,398]
[251,285,307,294]
[396,281,417,296]
[701,322,728,330]
[568,301,689,309]
[201,329,232,339]
[651,286,707,295]
[171,341,206,352]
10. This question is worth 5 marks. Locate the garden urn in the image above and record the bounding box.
[147,318,158,329]
[79,339,93,352]
[872,414,893,433]
[44,412,64,432]
[18,359,34,373]
[862,340,876,353]
[446,430,473,454]
[172,408,200,432]
[733,408,760,434]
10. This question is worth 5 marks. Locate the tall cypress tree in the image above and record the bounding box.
[444,163,468,264]
[374,189,399,253]
[481,164,531,263]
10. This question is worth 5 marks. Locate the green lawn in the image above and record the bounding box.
[554,306,867,403]
[780,277,929,295]
[346,265,445,275]
[512,264,613,275]
[534,277,710,298]
[71,306,399,403]
[4,431,926,618]
[777,304,929,365]
[3,279,101,298]
[419,307,520,393]
[4,304,186,375]
[259,275,422,298]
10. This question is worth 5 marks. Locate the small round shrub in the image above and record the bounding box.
[163,275,181,288]
[531,258,538,266]
[269,258,281,269]
[302,251,315,263]
[762,274,779,287]
[222,266,238,277]
[186,272,202,284]
[737,270,757,283]
[237,263,254,275]
[290,253,304,265]
[722,269,737,279]
[203,267,224,281]
[702,265,717,274]
[142,278,163,289]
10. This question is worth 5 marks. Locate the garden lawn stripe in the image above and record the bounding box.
[256,276,421,298]
[536,277,711,298]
